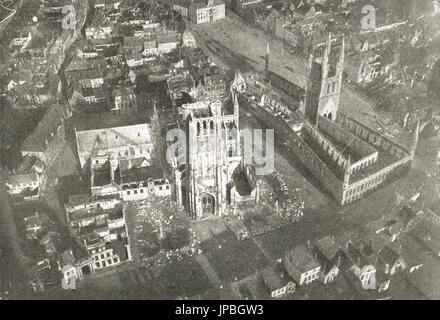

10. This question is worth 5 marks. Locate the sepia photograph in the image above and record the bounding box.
[0,0,440,307]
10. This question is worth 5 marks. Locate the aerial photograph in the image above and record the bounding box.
[1,0,440,305]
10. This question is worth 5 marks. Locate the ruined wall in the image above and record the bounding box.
[265,71,305,101]
[243,97,344,203]
[318,118,377,158]
[336,113,409,158]
[343,155,412,205]
[302,123,347,170]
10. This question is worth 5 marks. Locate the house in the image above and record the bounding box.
[93,0,121,11]
[260,263,295,298]
[76,48,100,59]
[345,51,383,85]
[59,248,95,285]
[9,31,32,49]
[118,158,171,201]
[75,123,154,169]
[235,0,263,12]
[425,200,440,226]
[173,0,191,19]
[157,33,181,54]
[21,104,72,164]
[345,241,376,289]
[365,213,404,243]
[313,236,341,284]
[23,212,55,240]
[167,72,195,101]
[80,87,107,105]
[398,206,418,231]
[111,86,137,114]
[70,69,105,89]
[182,30,197,49]
[5,171,40,200]
[65,196,130,273]
[65,57,108,74]
[283,245,321,286]
[123,36,144,53]
[143,40,159,57]
[66,195,122,230]
[398,234,425,273]
[85,23,114,40]
[39,231,61,255]
[377,246,405,276]
[189,0,226,25]
[65,194,121,220]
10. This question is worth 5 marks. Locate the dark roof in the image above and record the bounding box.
[21,105,71,153]
[398,202,416,228]
[378,246,399,265]
[109,238,128,261]
[7,172,38,185]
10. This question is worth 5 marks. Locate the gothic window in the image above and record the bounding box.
[229,146,233,157]
[197,122,201,136]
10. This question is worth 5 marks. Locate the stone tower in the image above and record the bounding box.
[304,54,323,125]
[177,99,241,220]
[318,34,345,121]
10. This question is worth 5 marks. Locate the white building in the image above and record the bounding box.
[189,0,225,25]
[75,124,154,168]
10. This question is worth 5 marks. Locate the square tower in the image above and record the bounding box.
[318,35,345,121]
[177,99,241,219]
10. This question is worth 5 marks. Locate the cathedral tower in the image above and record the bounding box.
[318,34,345,121]
[304,53,323,125]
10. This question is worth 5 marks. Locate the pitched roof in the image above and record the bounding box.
[21,104,71,153]
[76,123,153,155]
[7,172,39,185]
[285,245,320,274]
[378,246,399,265]
[315,235,341,261]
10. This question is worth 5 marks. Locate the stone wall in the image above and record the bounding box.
[241,94,414,206]
[336,113,409,158]
[242,97,344,203]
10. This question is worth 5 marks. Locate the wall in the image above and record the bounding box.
[243,96,344,203]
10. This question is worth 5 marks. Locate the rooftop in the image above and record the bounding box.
[285,245,320,274]
[76,123,153,155]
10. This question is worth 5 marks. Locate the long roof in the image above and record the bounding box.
[21,105,71,153]
[76,123,153,155]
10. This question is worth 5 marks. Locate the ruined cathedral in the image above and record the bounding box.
[171,75,258,220]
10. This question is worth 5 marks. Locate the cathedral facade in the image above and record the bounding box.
[174,94,248,220]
